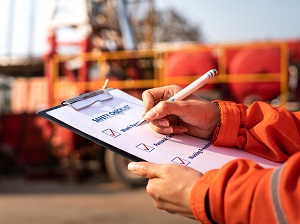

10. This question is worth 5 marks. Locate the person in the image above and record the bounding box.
[127,85,300,224]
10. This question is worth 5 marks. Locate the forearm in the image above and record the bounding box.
[191,152,300,224]
[212,100,300,162]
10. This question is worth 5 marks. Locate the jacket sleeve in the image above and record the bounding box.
[211,101,300,162]
[190,101,300,223]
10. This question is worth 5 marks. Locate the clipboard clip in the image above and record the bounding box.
[61,80,113,111]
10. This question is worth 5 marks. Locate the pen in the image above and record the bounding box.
[136,69,218,127]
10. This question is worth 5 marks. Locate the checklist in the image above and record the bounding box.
[37,88,281,173]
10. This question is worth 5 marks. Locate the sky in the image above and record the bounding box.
[156,0,300,43]
[0,0,300,57]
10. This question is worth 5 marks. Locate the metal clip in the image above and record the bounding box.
[61,89,113,111]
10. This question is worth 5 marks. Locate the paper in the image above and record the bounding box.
[46,89,281,173]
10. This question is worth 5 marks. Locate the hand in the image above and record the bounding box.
[128,161,203,219]
[141,85,220,139]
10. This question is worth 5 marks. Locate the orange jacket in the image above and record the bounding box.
[191,101,300,224]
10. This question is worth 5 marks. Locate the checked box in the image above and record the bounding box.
[136,143,155,152]
[102,128,121,138]
[171,157,190,166]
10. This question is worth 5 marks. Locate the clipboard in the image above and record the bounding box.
[37,88,143,162]
[37,88,281,173]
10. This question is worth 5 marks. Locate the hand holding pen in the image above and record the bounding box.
[137,69,220,139]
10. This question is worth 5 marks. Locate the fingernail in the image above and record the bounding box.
[162,127,173,134]
[159,119,169,127]
[128,162,138,173]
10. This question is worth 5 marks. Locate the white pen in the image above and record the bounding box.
[136,69,218,127]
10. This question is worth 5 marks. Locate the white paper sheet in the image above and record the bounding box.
[46,89,281,173]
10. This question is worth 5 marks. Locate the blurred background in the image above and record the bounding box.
[0,0,300,223]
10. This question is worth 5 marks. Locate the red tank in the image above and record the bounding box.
[166,51,217,89]
[288,40,300,100]
[288,40,300,63]
[228,47,281,103]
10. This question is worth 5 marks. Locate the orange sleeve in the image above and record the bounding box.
[191,153,300,223]
[212,101,300,162]
[190,101,300,223]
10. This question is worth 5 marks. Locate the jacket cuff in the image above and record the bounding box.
[190,170,217,224]
[211,100,241,147]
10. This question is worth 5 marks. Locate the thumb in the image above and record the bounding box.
[128,162,160,179]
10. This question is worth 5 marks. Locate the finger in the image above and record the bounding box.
[150,118,170,127]
[141,91,156,116]
[144,101,186,121]
[127,162,162,179]
[148,122,188,135]
[148,122,173,135]
[146,114,187,134]
[141,86,182,116]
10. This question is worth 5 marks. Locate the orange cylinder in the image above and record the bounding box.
[288,40,300,100]
[288,40,300,63]
[228,48,281,103]
[166,51,217,89]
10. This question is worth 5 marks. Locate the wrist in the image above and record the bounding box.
[206,102,221,140]
[211,100,241,146]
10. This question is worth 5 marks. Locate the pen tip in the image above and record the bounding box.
[136,118,146,127]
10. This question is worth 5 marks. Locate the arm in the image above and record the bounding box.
[193,101,300,223]
[142,86,300,162]
[133,86,300,223]
[212,101,300,162]
[128,154,300,223]
[192,152,300,224]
